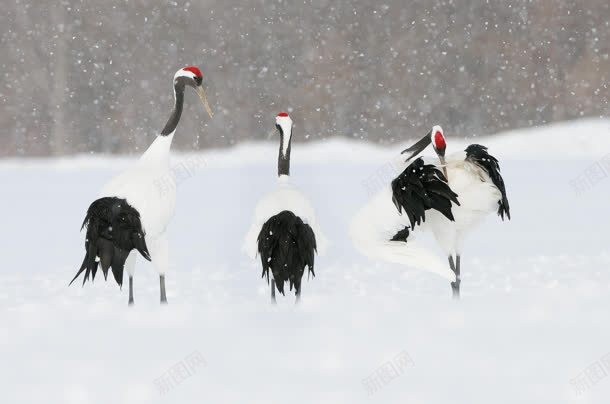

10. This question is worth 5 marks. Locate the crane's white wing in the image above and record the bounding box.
[99,135,177,238]
[349,185,455,281]
[445,155,502,235]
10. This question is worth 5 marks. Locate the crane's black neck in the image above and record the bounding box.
[277,124,292,176]
[160,81,185,136]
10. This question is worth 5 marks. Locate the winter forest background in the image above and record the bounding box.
[1,0,608,157]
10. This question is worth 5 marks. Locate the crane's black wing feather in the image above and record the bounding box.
[257,210,317,296]
[70,197,151,288]
[391,157,460,230]
[465,144,511,220]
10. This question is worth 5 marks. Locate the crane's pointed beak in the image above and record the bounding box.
[196,85,214,119]
[401,130,432,161]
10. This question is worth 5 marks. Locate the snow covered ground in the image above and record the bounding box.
[1,118,610,403]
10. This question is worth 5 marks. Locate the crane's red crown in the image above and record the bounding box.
[182,66,202,78]
[277,112,289,117]
[434,131,446,150]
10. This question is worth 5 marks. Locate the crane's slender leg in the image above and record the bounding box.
[160,275,167,304]
[150,234,170,304]
[128,276,134,306]
[271,278,277,304]
[448,256,460,299]
[125,252,137,306]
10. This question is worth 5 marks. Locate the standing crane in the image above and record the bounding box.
[244,112,326,303]
[70,66,214,305]
[351,125,510,298]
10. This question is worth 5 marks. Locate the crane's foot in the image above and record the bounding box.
[451,281,460,299]
[448,255,461,300]
[160,275,168,304]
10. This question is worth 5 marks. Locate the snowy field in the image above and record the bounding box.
[2,118,610,403]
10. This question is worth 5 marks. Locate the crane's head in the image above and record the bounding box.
[401,125,446,161]
[275,112,293,132]
[174,66,213,118]
[430,125,446,157]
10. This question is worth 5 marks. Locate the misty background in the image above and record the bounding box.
[1,0,608,157]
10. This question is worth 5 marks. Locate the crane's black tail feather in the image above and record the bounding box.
[257,210,317,298]
[70,197,151,288]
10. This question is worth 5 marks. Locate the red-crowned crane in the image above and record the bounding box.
[244,112,327,303]
[351,125,510,298]
[70,66,213,305]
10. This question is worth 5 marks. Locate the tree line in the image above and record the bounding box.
[1,0,608,156]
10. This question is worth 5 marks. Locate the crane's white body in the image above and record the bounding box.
[424,151,501,256]
[244,175,328,259]
[350,151,502,281]
[99,133,177,276]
